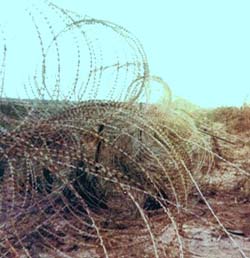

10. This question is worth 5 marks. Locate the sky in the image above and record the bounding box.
[0,0,250,108]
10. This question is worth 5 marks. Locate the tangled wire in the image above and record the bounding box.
[0,1,248,258]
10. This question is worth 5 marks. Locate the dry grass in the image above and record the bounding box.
[209,105,250,134]
[1,100,250,257]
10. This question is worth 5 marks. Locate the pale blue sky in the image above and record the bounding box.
[0,0,250,108]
